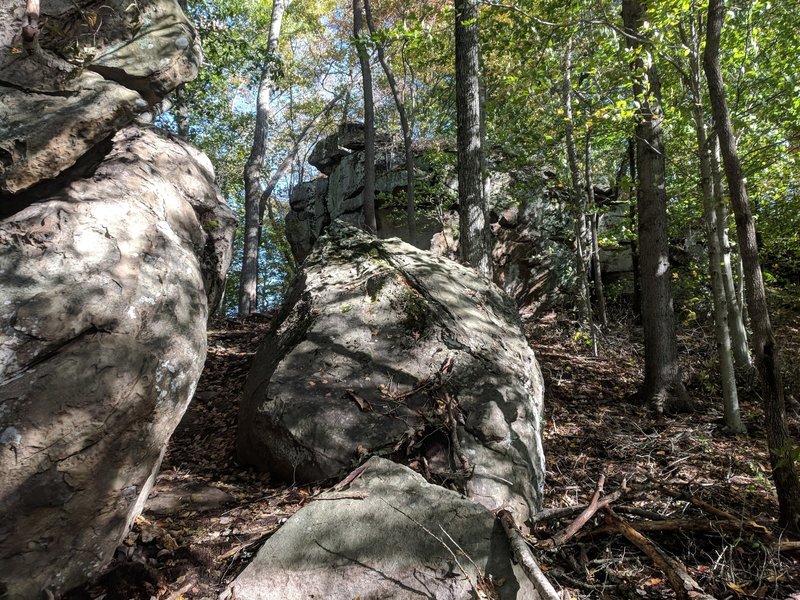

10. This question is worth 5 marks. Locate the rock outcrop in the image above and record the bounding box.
[0,123,235,597]
[286,124,445,264]
[286,128,636,316]
[238,222,545,523]
[431,175,580,318]
[223,457,537,600]
[0,0,201,194]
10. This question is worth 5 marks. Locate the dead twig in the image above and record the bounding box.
[445,391,471,474]
[162,578,194,600]
[549,568,621,593]
[497,509,561,600]
[333,463,369,491]
[313,491,369,501]
[382,499,483,599]
[538,476,629,548]
[540,475,606,548]
[660,484,777,540]
[582,516,800,552]
[603,508,714,600]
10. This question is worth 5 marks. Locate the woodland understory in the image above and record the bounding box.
[64,297,800,600]
[8,0,796,595]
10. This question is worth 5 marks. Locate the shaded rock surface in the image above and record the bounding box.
[223,457,538,600]
[0,0,201,194]
[238,222,545,523]
[0,127,235,598]
[287,125,444,264]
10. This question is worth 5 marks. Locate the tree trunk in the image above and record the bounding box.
[585,129,607,331]
[711,137,752,371]
[22,0,39,42]
[681,19,743,432]
[363,0,416,246]
[238,0,288,316]
[454,0,492,277]
[563,38,593,338]
[691,107,744,432]
[704,0,800,531]
[353,0,377,234]
[257,90,345,228]
[627,138,642,319]
[622,0,687,413]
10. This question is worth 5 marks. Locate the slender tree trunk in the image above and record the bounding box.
[454,0,491,277]
[623,0,687,413]
[680,21,743,432]
[704,0,800,532]
[257,90,345,226]
[692,105,744,432]
[585,130,607,330]
[363,0,416,246]
[563,38,593,338]
[735,247,747,325]
[238,0,288,316]
[22,0,39,42]
[711,137,752,370]
[353,0,377,234]
[628,138,642,318]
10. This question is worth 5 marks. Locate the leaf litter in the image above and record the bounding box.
[64,306,800,598]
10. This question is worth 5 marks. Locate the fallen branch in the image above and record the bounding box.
[162,578,195,600]
[445,392,471,474]
[313,491,369,501]
[778,540,800,552]
[660,484,743,522]
[603,508,714,600]
[660,484,776,540]
[333,463,369,491]
[532,501,658,525]
[549,568,621,593]
[497,509,561,600]
[587,517,755,537]
[538,476,629,548]
[540,475,606,548]
[583,516,800,553]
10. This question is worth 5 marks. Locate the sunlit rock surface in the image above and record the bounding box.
[0,0,201,194]
[238,222,545,524]
[0,127,235,598]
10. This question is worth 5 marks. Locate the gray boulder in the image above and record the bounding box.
[0,127,236,598]
[222,457,538,600]
[237,222,545,523]
[0,0,201,194]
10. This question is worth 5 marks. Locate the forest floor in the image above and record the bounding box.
[66,303,800,600]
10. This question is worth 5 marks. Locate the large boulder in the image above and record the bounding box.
[0,127,236,598]
[223,457,537,600]
[237,222,545,523]
[0,0,201,194]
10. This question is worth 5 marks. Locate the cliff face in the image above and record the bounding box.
[0,2,236,597]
